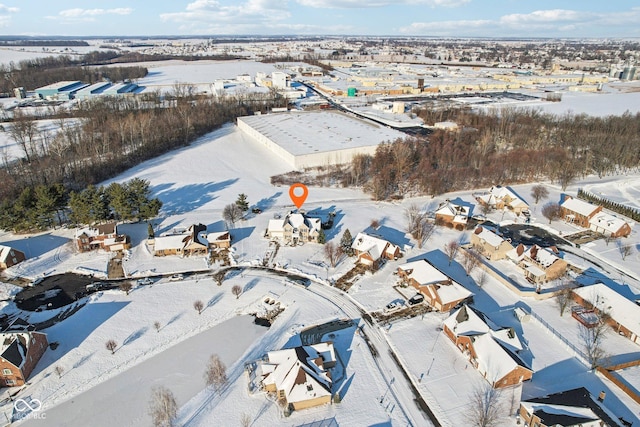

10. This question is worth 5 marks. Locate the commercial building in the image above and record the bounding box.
[35,81,88,100]
[237,111,406,169]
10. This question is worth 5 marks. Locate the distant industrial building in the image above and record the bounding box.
[35,81,88,100]
[75,81,112,100]
[102,82,140,96]
[237,111,406,169]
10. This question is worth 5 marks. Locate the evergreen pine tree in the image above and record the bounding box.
[340,229,354,256]
[317,228,326,244]
[236,193,249,212]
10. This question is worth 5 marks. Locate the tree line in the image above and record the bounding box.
[577,188,640,222]
[0,51,148,94]
[0,87,285,231]
[0,177,161,232]
[333,107,640,200]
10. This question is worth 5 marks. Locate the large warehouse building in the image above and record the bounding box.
[237,111,407,169]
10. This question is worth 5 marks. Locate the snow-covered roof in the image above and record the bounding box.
[507,244,561,269]
[435,201,470,223]
[473,227,507,248]
[400,260,473,305]
[238,111,406,156]
[561,197,600,217]
[589,213,630,234]
[207,231,230,242]
[0,332,38,369]
[270,212,322,234]
[573,283,640,338]
[398,260,449,286]
[153,234,188,251]
[261,343,335,404]
[488,185,529,208]
[473,333,523,383]
[444,306,528,383]
[351,232,399,260]
[520,402,600,425]
[267,219,285,233]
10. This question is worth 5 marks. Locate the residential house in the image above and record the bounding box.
[266,212,322,245]
[443,305,532,388]
[258,342,335,412]
[560,196,602,228]
[435,200,470,230]
[475,186,529,214]
[152,224,209,257]
[351,232,401,270]
[470,227,514,260]
[0,246,26,270]
[572,283,640,345]
[519,387,624,427]
[507,244,567,284]
[589,213,632,238]
[0,331,48,387]
[75,222,131,253]
[397,260,473,312]
[206,231,231,249]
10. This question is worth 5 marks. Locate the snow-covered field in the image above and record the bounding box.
[1,58,640,426]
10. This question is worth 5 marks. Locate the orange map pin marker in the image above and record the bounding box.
[289,183,308,209]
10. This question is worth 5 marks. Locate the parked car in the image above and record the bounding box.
[137,277,154,286]
[384,301,405,313]
[169,274,184,282]
[408,293,424,305]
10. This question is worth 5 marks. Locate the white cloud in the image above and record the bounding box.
[0,3,18,27]
[296,0,468,7]
[52,8,133,21]
[401,8,640,36]
[161,0,290,29]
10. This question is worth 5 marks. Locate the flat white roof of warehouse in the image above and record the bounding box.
[238,110,407,156]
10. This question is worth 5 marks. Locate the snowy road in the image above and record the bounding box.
[21,315,267,427]
[303,279,435,427]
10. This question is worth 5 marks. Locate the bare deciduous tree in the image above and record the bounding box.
[105,339,118,355]
[240,412,252,427]
[324,241,343,268]
[149,385,178,427]
[616,239,633,260]
[232,285,242,299]
[541,202,562,224]
[444,240,460,265]
[579,310,610,369]
[465,382,503,427]
[154,321,161,333]
[194,300,204,314]
[461,250,481,276]
[555,279,575,316]
[405,204,435,249]
[54,365,64,378]
[223,203,243,229]
[119,281,133,295]
[205,354,227,390]
[530,184,549,204]
[476,269,489,288]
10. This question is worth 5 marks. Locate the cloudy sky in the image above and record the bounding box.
[0,1,639,38]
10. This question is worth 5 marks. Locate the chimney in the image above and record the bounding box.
[598,391,606,402]
[474,227,483,235]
